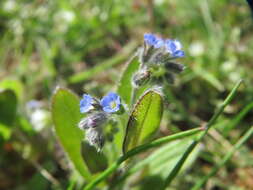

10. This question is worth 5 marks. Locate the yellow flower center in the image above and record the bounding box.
[110,101,117,109]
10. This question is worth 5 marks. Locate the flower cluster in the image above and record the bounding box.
[144,33,185,58]
[78,92,122,151]
[132,33,185,87]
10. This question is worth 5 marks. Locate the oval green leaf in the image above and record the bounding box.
[123,90,163,153]
[51,88,91,179]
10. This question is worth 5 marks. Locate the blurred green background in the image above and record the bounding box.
[0,0,253,190]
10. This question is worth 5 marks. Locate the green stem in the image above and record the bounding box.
[160,79,243,189]
[83,127,203,190]
[191,126,253,190]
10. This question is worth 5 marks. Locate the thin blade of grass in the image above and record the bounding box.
[191,126,253,190]
[223,102,253,136]
[159,79,243,189]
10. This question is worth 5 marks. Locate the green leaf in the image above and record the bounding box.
[123,90,163,153]
[0,89,17,142]
[117,54,140,105]
[51,88,91,179]
[0,78,24,100]
[0,89,17,125]
[81,141,108,174]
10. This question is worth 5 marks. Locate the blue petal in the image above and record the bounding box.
[154,38,164,48]
[100,94,111,107]
[144,33,157,46]
[173,50,185,58]
[107,92,118,100]
[173,40,182,50]
[80,94,94,113]
[165,39,177,53]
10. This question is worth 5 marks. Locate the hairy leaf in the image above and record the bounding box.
[51,88,91,179]
[123,90,163,153]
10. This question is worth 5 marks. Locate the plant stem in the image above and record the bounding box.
[83,127,203,190]
[131,87,138,107]
[160,79,243,189]
[191,126,253,190]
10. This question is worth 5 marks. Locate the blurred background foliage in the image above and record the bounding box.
[0,0,253,189]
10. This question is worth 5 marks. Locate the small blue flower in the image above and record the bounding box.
[165,39,185,58]
[144,33,164,48]
[144,33,157,46]
[100,92,121,113]
[153,37,164,48]
[80,94,94,113]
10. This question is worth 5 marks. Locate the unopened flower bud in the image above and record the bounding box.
[164,73,175,84]
[165,62,185,73]
[85,127,105,151]
[78,112,107,130]
[132,69,150,87]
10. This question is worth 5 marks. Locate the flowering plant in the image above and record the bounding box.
[51,33,244,190]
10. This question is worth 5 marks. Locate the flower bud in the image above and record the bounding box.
[164,72,175,84]
[132,69,150,87]
[78,112,107,130]
[85,127,105,151]
[165,62,185,73]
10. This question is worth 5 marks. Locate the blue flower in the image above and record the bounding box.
[153,37,164,48]
[100,92,121,113]
[144,33,157,46]
[144,33,164,48]
[165,39,185,58]
[80,94,94,113]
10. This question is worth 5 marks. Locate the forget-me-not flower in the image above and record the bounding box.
[144,33,164,48]
[144,33,157,46]
[165,39,185,58]
[80,94,94,113]
[100,92,121,113]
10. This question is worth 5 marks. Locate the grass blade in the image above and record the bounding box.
[191,126,253,190]
[159,79,243,189]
